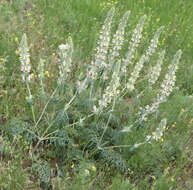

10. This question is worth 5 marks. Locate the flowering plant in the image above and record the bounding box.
[14,7,182,176]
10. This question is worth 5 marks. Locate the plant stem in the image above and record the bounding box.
[26,82,36,125]
[34,86,58,129]
[99,97,116,146]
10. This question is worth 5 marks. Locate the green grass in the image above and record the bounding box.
[0,0,193,189]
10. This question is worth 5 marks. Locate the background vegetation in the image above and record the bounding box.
[0,0,192,189]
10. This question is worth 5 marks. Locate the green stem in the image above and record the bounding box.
[64,90,78,111]
[34,86,58,129]
[26,82,36,125]
[99,97,116,146]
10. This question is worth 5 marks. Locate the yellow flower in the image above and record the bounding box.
[45,71,50,77]
[15,50,19,55]
[27,12,31,17]
[160,138,164,142]
[25,96,29,100]
[71,164,74,168]
[171,177,174,182]
[156,18,160,22]
[91,166,96,172]
[0,58,5,62]
[14,37,18,42]
[152,176,156,180]
[162,38,166,44]
[181,108,185,112]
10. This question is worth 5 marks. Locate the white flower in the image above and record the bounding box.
[95,60,121,112]
[18,33,31,82]
[84,169,90,176]
[145,119,167,142]
[58,44,70,50]
[108,11,131,67]
[138,50,182,122]
[127,26,164,91]
[38,58,45,94]
[90,7,115,81]
[148,49,165,87]
[122,15,147,73]
[57,36,73,86]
